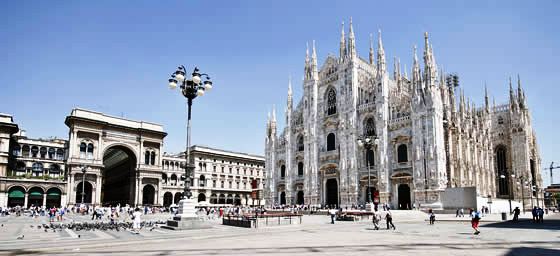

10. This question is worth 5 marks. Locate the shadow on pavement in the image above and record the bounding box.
[481,218,560,231]
[504,247,560,256]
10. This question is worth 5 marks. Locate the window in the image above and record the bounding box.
[213,166,216,172]
[297,135,304,151]
[12,144,21,156]
[145,151,150,165]
[150,151,156,165]
[327,133,336,151]
[229,168,232,174]
[280,165,286,178]
[236,182,240,189]
[79,143,87,159]
[221,181,224,188]
[32,162,43,176]
[498,117,504,124]
[326,88,337,115]
[397,144,408,163]
[229,181,232,188]
[213,180,216,188]
[31,146,39,158]
[298,162,304,176]
[221,167,224,173]
[364,118,376,136]
[199,175,206,187]
[366,149,375,166]
[49,164,61,178]
[86,143,94,159]
[22,145,30,157]
[56,149,64,160]
[39,147,47,158]
[48,148,55,159]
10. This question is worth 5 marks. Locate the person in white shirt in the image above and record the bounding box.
[132,208,142,233]
[329,208,337,224]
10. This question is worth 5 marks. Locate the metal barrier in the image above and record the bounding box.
[222,215,254,228]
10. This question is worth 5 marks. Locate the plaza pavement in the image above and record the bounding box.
[0,211,558,256]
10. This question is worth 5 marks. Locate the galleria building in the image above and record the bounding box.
[264,21,544,211]
[0,109,265,208]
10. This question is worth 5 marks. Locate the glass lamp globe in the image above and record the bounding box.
[197,88,205,96]
[175,71,185,82]
[168,79,178,89]
[204,81,213,90]
[365,137,371,143]
[357,139,363,147]
[192,74,201,84]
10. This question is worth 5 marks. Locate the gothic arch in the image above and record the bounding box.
[363,117,376,136]
[325,87,337,115]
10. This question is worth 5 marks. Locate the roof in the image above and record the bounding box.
[65,108,166,136]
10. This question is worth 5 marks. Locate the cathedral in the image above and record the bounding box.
[264,20,543,211]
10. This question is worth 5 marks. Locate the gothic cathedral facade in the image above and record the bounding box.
[264,21,543,210]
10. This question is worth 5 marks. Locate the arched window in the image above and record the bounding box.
[199,175,206,187]
[144,151,150,165]
[39,147,47,158]
[327,133,336,151]
[326,88,337,115]
[366,149,374,166]
[32,162,43,176]
[280,165,286,179]
[498,117,504,124]
[162,173,168,184]
[297,135,304,151]
[150,151,156,165]
[397,144,408,163]
[56,149,64,160]
[12,144,21,156]
[22,145,30,157]
[49,164,61,178]
[86,143,94,159]
[496,146,509,196]
[48,148,55,159]
[364,118,376,136]
[79,143,87,159]
[298,162,304,176]
[31,146,39,158]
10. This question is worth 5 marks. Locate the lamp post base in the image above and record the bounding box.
[365,202,375,212]
[162,198,211,230]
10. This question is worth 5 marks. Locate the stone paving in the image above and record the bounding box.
[0,211,558,255]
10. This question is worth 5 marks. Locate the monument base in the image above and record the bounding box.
[161,198,211,230]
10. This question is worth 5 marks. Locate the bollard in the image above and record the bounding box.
[501,212,507,221]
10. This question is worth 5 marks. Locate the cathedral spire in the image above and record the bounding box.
[449,83,456,113]
[423,32,436,85]
[287,75,293,109]
[517,74,526,109]
[340,21,346,60]
[348,17,356,58]
[369,33,374,65]
[484,83,490,113]
[311,40,318,77]
[412,45,421,89]
[509,77,518,112]
[404,64,408,80]
[393,56,398,80]
[377,29,386,77]
[271,104,276,123]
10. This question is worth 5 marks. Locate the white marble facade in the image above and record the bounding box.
[265,21,543,210]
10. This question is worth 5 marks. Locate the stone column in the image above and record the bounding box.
[95,174,102,205]
[24,193,28,208]
[42,194,47,207]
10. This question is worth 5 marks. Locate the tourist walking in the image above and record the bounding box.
[386,211,396,230]
[372,211,380,230]
[470,208,481,235]
[132,208,142,233]
[329,208,337,224]
[513,207,520,221]
[428,209,436,225]
[531,207,538,223]
[537,207,544,223]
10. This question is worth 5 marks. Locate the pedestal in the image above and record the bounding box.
[162,198,211,230]
[365,202,374,212]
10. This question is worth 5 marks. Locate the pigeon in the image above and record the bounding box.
[77,235,81,238]
[1,224,3,227]
[37,226,41,229]
[16,234,24,240]
[149,227,155,231]
[44,229,48,232]
[30,225,34,228]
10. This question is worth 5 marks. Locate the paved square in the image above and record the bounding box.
[1,211,559,255]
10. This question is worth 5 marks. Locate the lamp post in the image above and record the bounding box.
[516,175,528,214]
[510,173,516,214]
[168,66,213,216]
[357,135,379,211]
[499,172,513,214]
[81,165,88,204]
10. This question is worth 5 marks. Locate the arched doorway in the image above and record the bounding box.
[163,192,173,206]
[280,192,286,205]
[297,191,304,205]
[102,146,137,206]
[325,179,338,208]
[198,193,206,203]
[46,187,62,207]
[174,192,182,204]
[7,186,25,207]
[75,181,93,204]
[28,187,44,207]
[397,184,411,210]
[234,194,241,205]
[142,185,155,205]
[218,194,226,204]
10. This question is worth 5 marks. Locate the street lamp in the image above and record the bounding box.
[168,65,213,207]
[357,135,379,211]
[80,165,88,204]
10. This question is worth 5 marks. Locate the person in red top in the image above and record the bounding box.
[219,207,224,218]
[49,207,56,222]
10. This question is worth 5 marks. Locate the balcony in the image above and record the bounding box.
[319,148,339,165]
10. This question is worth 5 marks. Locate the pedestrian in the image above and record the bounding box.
[329,208,337,224]
[428,209,436,225]
[470,208,481,235]
[537,207,544,223]
[372,211,380,230]
[132,207,142,233]
[386,211,396,230]
[513,207,520,221]
[456,208,460,218]
[531,207,537,223]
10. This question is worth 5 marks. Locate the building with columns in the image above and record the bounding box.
[0,108,264,208]
[264,20,543,211]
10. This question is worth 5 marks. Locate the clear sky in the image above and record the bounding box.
[1,1,559,186]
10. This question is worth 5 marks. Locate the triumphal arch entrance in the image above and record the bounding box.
[65,108,167,206]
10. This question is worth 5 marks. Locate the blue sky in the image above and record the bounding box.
[1,1,559,186]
